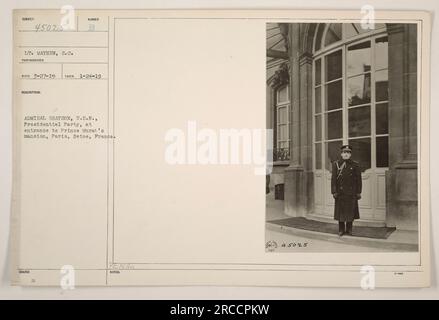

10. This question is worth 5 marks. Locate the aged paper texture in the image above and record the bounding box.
[11,9,431,287]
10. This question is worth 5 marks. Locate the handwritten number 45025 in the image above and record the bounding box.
[281,242,308,248]
[34,24,63,32]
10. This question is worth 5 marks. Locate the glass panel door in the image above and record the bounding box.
[312,32,389,222]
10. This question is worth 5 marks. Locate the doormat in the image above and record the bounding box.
[268,217,396,239]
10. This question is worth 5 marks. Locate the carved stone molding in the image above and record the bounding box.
[299,52,313,66]
[270,62,290,88]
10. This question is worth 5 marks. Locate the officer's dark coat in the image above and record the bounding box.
[331,159,362,222]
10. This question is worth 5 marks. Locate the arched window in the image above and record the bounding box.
[324,23,342,47]
[313,23,386,53]
[313,23,389,172]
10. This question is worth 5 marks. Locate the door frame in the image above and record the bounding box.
[311,24,389,226]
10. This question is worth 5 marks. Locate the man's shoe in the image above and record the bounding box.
[345,222,353,236]
[338,231,344,237]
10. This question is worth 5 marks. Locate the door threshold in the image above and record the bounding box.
[306,213,386,228]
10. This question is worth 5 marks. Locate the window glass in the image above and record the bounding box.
[315,87,321,113]
[347,74,371,106]
[375,37,388,70]
[277,105,288,149]
[315,58,321,85]
[345,23,385,39]
[278,124,287,141]
[315,115,322,141]
[345,23,371,38]
[348,106,371,137]
[325,140,343,171]
[325,111,342,140]
[277,86,288,103]
[324,24,342,47]
[277,106,287,123]
[315,143,322,169]
[376,103,389,134]
[375,69,389,102]
[347,41,371,76]
[376,136,389,167]
[345,23,361,39]
[347,23,375,38]
[312,26,389,174]
[325,50,342,81]
[314,24,325,52]
[326,80,342,110]
[348,138,371,171]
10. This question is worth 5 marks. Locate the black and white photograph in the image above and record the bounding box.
[2,4,433,292]
[265,22,419,252]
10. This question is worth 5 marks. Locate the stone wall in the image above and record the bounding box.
[386,23,418,231]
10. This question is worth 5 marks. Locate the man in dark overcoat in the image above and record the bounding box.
[331,145,362,236]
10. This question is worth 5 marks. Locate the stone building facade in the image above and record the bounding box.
[266,23,418,231]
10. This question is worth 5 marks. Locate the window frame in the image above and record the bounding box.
[312,25,389,173]
[275,85,291,152]
[313,23,387,55]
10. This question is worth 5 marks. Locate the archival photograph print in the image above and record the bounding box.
[265,22,419,252]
